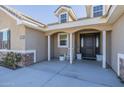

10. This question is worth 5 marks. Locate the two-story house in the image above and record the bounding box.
[0,5,124,78]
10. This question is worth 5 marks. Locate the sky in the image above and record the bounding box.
[10,5,86,24]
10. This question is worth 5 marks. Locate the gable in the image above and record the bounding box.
[55,6,77,21]
[0,6,45,29]
[56,8,68,16]
[0,8,18,29]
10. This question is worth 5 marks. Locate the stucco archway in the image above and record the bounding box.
[47,31,70,61]
[46,30,70,36]
[72,28,111,68]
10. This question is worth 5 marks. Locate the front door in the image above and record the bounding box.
[80,33,99,59]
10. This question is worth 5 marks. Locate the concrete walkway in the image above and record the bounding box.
[0,60,124,87]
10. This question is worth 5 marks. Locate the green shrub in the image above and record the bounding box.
[3,52,22,69]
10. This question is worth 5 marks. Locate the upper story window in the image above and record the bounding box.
[60,13,67,23]
[0,29,10,49]
[93,5,103,17]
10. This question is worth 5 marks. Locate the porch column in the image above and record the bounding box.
[102,31,106,68]
[48,35,51,61]
[70,33,73,64]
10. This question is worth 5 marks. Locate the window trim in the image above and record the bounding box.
[59,12,68,23]
[91,5,105,17]
[0,28,9,32]
[0,28,10,50]
[58,33,68,48]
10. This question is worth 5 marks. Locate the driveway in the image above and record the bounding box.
[0,60,124,87]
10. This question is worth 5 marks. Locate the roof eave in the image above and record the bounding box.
[106,5,124,24]
[18,20,46,31]
[0,5,46,27]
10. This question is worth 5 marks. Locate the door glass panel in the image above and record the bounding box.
[81,37,84,47]
[96,36,99,48]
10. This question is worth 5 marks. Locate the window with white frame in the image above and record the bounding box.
[0,29,10,49]
[58,33,68,48]
[93,5,103,17]
[60,13,67,23]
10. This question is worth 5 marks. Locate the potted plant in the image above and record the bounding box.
[96,53,103,62]
[76,52,82,60]
[59,54,65,61]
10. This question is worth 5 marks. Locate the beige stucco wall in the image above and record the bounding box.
[0,8,48,62]
[106,31,112,66]
[111,13,124,73]
[100,31,112,66]
[51,32,75,59]
[68,15,73,22]
[0,9,26,50]
[25,27,47,62]
[51,33,69,58]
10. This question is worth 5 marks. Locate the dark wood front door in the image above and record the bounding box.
[80,33,99,59]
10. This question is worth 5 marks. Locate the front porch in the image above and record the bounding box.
[47,28,111,69]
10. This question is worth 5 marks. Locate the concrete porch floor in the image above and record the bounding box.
[0,60,124,87]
